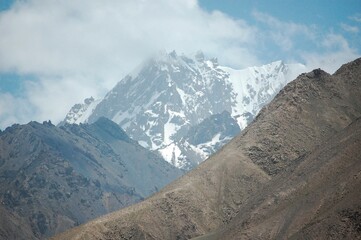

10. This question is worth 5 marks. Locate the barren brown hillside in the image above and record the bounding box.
[197,116,361,239]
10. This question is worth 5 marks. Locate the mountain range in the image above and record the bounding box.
[61,51,306,170]
[54,58,361,240]
[0,117,182,239]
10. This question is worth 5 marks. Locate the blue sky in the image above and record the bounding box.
[0,0,13,11]
[0,0,360,128]
[202,1,361,42]
[199,0,361,60]
[200,0,360,27]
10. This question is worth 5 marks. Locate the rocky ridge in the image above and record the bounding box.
[0,117,182,239]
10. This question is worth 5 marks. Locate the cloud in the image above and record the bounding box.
[0,0,257,75]
[0,1,359,129]
[25,76,104,123]
[340,23,359,33]
[301,33,360,73]
[349,14,361,23]
[0,0,260,128]
[252,11,360,73]
[252,11,316,51]
[0,92,34,129]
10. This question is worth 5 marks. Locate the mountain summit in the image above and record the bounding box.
[62,51,306,169]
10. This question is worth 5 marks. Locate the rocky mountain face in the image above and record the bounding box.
[203,116,361,240]
[54,58,361,240]
[185,110,240,159]
[0,117,182,239]
[162,110,241,169]
[62,51,305,170]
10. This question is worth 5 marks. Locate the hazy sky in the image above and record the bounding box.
[0,0,360,129]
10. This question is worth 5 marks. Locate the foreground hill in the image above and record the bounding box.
[198,117,361,239]
[0,117,182,239]
[54,58,361,239]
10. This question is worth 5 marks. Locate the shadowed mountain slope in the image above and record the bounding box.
[54,58,361,240]
[0,117,182,239]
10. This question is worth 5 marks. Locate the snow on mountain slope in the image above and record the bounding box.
[62,51,306,169]
[221,61,306,129]
[59,97,101,126]
[162,110,241,169]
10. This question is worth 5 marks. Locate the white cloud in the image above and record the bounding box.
[0,1,359,129]
[0,0,257,75]
[0,0,259,128]
[0,92,34,129]
[301,33,360,73]
[252,12,360,73]
[340,23,359,33]
[349,14,361,23]
[24,76,103,123]
[252,11,316,51]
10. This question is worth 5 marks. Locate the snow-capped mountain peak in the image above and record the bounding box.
[62,51,306,169]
